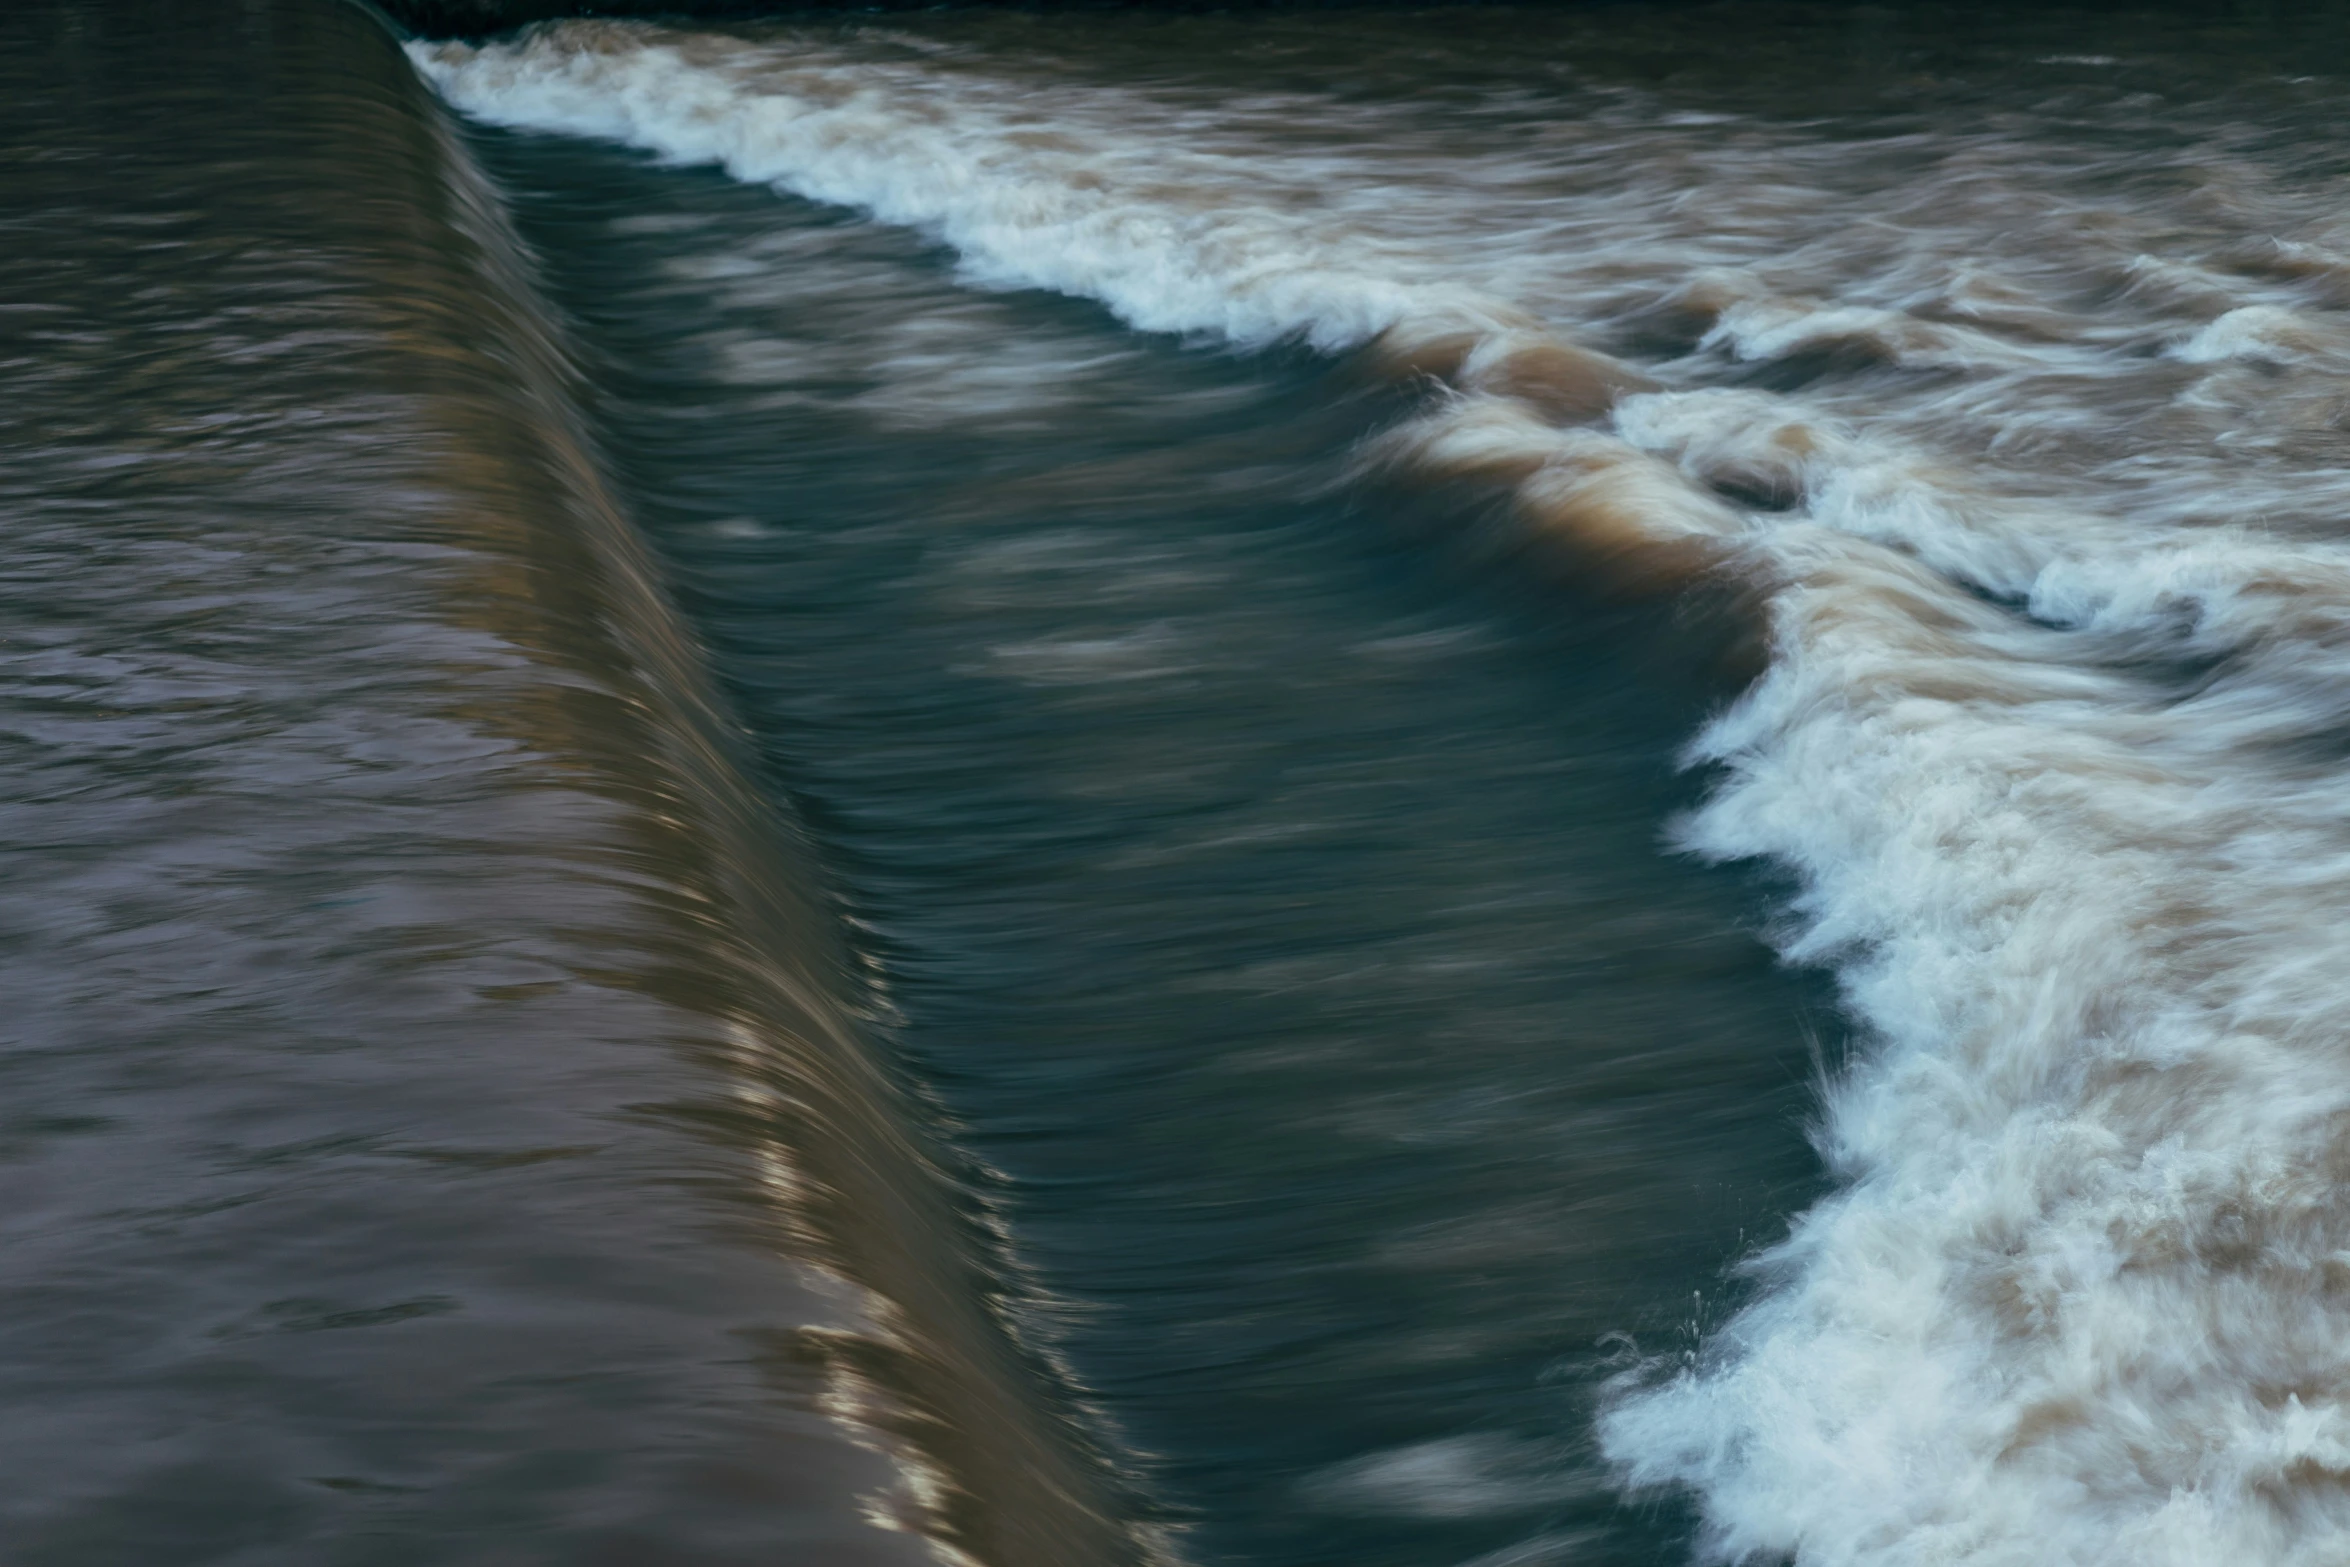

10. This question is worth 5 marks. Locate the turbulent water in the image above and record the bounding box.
[410,14,2350,1565]
[18,0,2350,1563]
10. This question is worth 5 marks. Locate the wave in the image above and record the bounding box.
[410,20,2350,1566]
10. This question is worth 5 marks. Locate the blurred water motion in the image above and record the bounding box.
[17,2,2350,1564]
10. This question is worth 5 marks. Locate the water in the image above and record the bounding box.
[19,0,2350,1562]
[473,124,1832,1566]
[0,4,1120,1562]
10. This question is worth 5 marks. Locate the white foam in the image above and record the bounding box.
[2173,303,2332,365]
[409,25,1503,353]
[1601,518,2350,1564]
[414,23,2350,1563]
[1298,1434,1598,1519]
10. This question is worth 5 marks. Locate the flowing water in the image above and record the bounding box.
[17,0,2350,1562]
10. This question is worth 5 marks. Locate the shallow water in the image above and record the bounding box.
[20,1,2350,1563]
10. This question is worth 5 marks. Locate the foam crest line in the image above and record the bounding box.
[407,23,1727,591]
[409,22,1488,352]
[412,20,2350,1566]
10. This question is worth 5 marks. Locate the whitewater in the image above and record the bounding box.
[415,20,2350,1565]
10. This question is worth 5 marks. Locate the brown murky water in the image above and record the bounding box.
[1,4,1138,1563]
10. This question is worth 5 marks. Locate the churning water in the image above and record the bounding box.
[15,0,2350,1562]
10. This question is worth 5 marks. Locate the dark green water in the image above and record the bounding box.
[481,132,1833,1566]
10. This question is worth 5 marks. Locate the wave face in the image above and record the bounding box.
[413,15,2350,1564]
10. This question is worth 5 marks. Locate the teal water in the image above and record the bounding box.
[484,132,1834,1566]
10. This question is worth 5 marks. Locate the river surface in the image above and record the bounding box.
[15,2,2350,1564]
